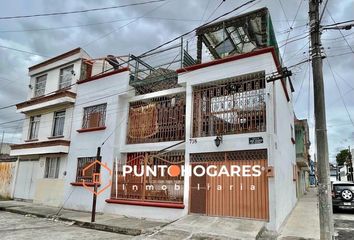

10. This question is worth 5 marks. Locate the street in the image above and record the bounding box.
[0,212,132,240]
[334,209,354,240]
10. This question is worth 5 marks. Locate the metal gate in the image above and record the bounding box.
[190,150,269,220]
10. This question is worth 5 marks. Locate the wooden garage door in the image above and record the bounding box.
[190,150,269,220]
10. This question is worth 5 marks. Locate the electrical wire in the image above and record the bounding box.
[326,9,354,54]
[326,58,354,128]
[0,0,166,20]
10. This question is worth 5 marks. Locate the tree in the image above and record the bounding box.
[336,149,351,166]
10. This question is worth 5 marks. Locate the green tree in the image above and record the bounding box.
[336,149,351,166]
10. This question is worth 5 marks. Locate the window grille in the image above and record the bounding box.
[82,103,107,129]
[193,72,266,137]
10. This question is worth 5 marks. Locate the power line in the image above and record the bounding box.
[0,17,201,33]
[319,0,329,23]
[0,0,166,20]
[326,58,354,128]
[0,45,48,57]
[82,0,170,47]
[325,9,354,54]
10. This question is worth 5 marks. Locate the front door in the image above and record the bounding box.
[14,160,39,200]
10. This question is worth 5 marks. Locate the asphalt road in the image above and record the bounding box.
[1,210,354,240]
[334,209,354,240]
[0,211,132,240]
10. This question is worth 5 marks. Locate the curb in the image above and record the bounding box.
[0,207,141,236]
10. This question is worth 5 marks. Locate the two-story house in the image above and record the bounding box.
[10,48,90,206]
[61,8,297,232]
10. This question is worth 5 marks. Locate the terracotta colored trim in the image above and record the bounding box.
[16,90,76,110]
[24,139,38,142]
[176,47,290,102]
[48,135,64,139]
[70,182,101,187]
[176,47,276,73]
[76,126,106,133]
[11,140,70,150]
[291,137,296,144]
[77,67,129,84]
[105,199,185,209]
[29,48,81,71]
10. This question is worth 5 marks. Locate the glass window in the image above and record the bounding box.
[45,157,60,178]
[82,104,107,129]
[76,157,97,182]
[52,111,66,136]
[28,115,40,140]
[59,65,74,89]
[34,75,47,97]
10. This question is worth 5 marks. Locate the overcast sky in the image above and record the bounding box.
[0,0,353,163]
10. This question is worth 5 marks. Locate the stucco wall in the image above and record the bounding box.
[0,161,16,199]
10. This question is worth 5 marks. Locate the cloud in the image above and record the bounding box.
[0,0,353,166]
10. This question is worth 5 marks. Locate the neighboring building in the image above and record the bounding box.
[309,159,317,185]
[330,163,338,182]
[294,118,310,197]
[0,143,17,199]
[11,8,297,233]
[10,48,90,206]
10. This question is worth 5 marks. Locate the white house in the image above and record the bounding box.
[61,8,297,232]
[10,48,90,206]
[11,8,297,233]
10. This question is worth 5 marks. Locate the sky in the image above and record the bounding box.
[0,0,353,163]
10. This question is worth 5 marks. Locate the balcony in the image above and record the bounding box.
[192,71,266,137]
[127,93,185,144]
[10,139,70,156]
[16,90,76,113]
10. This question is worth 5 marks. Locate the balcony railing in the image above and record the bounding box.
[110,151,184,203]
[193,71,266,137]
[127,94,185,144]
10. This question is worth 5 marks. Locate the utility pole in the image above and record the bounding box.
[309,0,334,239]
[349,145,353,182]
[91,146,101,222]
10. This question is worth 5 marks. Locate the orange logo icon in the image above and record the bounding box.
[82,160,112,196]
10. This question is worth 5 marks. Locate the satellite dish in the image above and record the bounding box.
[106,55,119,70]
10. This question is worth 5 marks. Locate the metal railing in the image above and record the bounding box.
[192,72,266,137]
[110,151,184,203]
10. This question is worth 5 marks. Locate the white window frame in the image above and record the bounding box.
[52,110,66,137]
[45,157,61,179]
[59,65,74,90]
[28,115,41,140]
[34,75,47,97]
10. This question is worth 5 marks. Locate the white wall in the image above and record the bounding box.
[179,51,297,232]
[63,70,131,212]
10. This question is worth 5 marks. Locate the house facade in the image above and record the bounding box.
[11,8,297,233]
[294,118,311,197]
[10,48,90,206]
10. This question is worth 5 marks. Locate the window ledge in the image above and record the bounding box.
[76,126,106,133]
[70,182,101,187]
[48,135,64,139]
[105,199,185,209]
[24,139,38,142]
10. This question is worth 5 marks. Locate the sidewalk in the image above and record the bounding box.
[277,187,320,240]
[0,200,168,236]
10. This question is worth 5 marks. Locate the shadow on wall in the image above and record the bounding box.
[0,162,15,199]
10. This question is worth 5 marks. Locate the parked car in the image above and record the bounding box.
[332,181,354,212]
